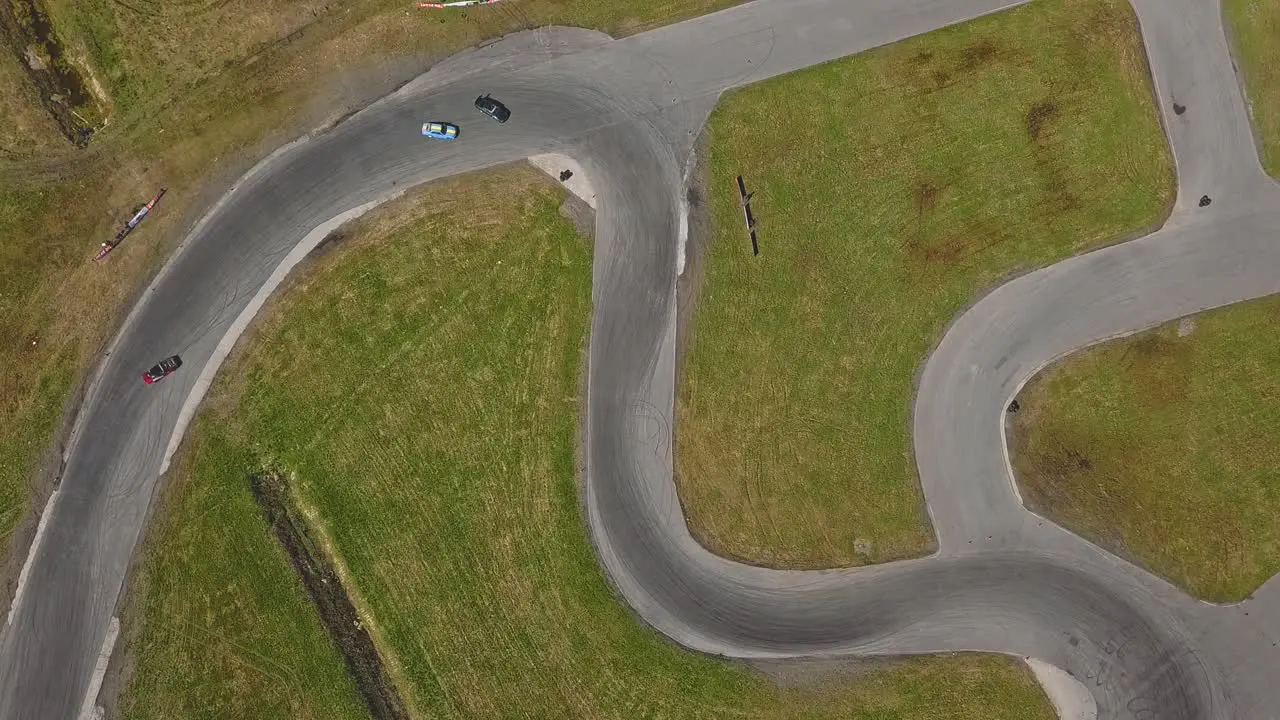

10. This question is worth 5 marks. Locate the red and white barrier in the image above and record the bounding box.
[418,0,502,7]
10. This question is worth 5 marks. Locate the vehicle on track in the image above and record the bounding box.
[474,94,511,123]
[421,121,459,140]
[142,355,183,385]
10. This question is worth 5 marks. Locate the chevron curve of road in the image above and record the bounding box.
[2,0,1280,718]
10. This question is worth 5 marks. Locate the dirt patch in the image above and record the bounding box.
[1128,334,1193,408]
[1025,102,1060,141]
[912,180,943,214]
[901,37,1026,96]
[896,46,952,94]
[958,38,999,70]
[929,68,953,93]
[908,49,934,66]
[250,470,408,720]
[308,228,349,261]
[909,180,998,270]
[1059,446,1093,474]
[906,218,1008,272]
[0,0,102,145]
[1010,433,1099,517]
[1125,332,1172,362]
[1022,100,1084,214]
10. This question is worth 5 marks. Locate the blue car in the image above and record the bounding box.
[421,121,459,140]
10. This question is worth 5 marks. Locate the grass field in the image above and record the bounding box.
[1010,297,1280,603]
[0,0,743,586]
[675,0,1174,569]
[1225,0,1280,176]
[118,165,1055,719]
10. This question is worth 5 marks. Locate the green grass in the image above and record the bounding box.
[1010,296,1280,602]
[1224,0,1280,176]
[121,165,1055,719]
[675,0,1174,569]
[0,0,745,591]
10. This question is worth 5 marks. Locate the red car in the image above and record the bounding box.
[142,355,183,384]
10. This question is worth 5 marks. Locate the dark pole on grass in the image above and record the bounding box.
[737,175,758,256]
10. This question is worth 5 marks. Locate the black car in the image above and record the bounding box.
[142,354,183,385]
[474,94,510,123]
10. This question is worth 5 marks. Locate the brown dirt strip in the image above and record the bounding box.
[249,471,408,720]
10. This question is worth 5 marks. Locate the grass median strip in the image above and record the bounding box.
[1010,296,1280,603]
[117,165,1055,718]
[1225,0,1280,176]
[675,0,1173,569]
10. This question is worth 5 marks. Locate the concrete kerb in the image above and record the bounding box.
[4,490,57,627]
[1026,656,1098,720]
[76,616,118,720]
[676,148,693,277]
[529,153,596,209]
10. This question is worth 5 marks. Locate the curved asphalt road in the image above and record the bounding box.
[3,0,1280,718]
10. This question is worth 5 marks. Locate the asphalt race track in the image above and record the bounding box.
[4,0,1280,717]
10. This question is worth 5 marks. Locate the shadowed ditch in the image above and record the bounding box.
[0,0,101,145]
[249,471,408,720]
